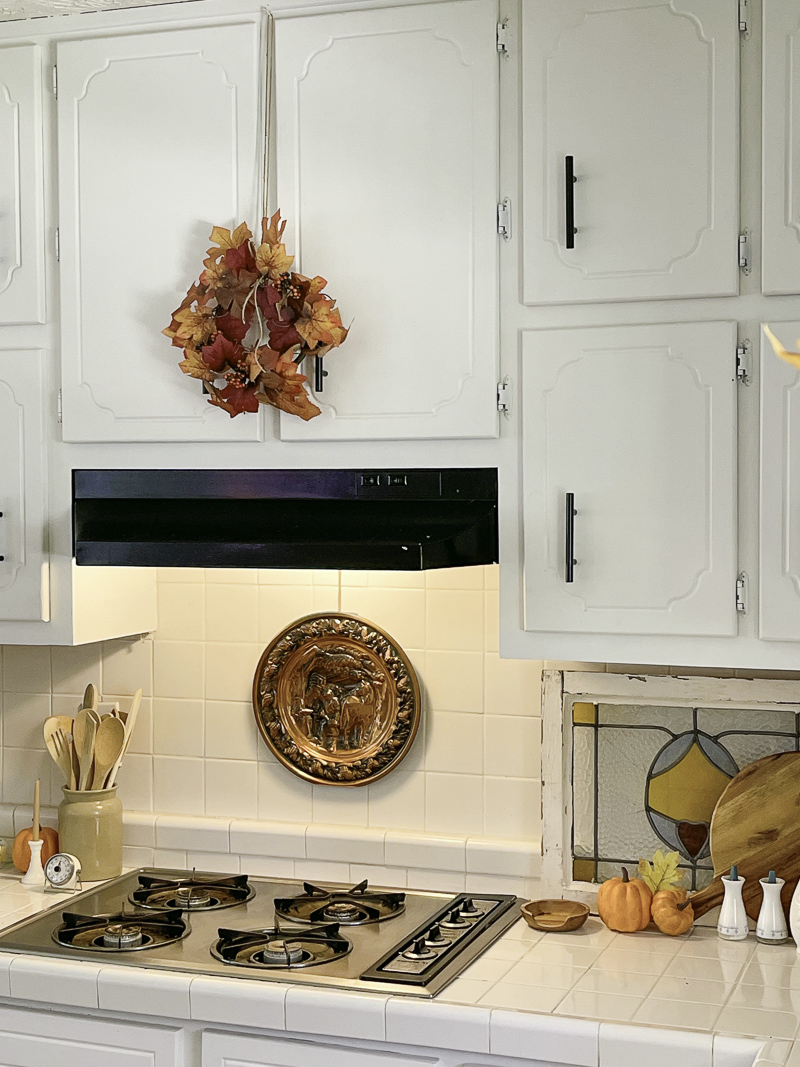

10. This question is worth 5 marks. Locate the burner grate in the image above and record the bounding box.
[274,879,405,926]
[53,909,188,952]
[130,872,254,912]
[212,922,351,970]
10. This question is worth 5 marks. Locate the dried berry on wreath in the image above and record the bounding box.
[164,212,348,419]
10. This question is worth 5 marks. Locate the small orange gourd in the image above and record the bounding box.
[597,866,652,932]
[651,888,694,936]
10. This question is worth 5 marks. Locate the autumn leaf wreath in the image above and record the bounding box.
[164,212,348,419]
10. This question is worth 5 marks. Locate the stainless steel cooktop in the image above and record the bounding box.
[0,869,521,998]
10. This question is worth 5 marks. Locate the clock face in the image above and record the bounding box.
[44,854,78,887]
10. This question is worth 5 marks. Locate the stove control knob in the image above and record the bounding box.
[461,897,480,916]
[425,923,448,947]
[448,907,464,923]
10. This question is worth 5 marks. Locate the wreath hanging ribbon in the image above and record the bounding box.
[164,211,348,419]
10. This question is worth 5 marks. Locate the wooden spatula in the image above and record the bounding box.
[90,715,125,790]
[73,707,97,790]
[105,688,142,788]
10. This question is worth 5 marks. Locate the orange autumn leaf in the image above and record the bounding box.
[205,222,253,263]
[168,304,217,348]
[178,348,217,382]
[261,210,287,247]
[295,296,344,349]
[255,242,294,279]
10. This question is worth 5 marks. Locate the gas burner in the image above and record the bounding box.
[53,909,187,952]
[274,880,405,926]
[211,922,351,970]
[129,873,254,912]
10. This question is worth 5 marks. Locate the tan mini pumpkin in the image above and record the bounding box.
[597,867,652,932]
[651,888,694,936]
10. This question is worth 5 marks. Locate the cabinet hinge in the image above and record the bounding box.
[738,0,749,36]
[738,230,751,275]
[497,198,512,241]
[736,572,748,615]
[57,388,63,424]
[736,339,751,384]
[54,227,60,262]
[51,64,57,98]
[497,377,511,417]
[496,19,509,56]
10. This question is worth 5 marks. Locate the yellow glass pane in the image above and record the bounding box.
[573,858,595,882]
[647,741,731,824]
[573,702,597,725]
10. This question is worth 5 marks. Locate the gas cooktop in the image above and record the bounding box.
[0,869,521,998]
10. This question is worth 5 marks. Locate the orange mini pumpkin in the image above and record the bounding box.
[597,866,652,932]
[651,888,694,936]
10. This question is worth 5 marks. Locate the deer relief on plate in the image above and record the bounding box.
[253,614,421,786]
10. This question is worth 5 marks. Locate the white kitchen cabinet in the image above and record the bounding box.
[0,1005,182,1066]
[520,0,740,306]
[0,349,48,622]
[521,321,738,637]
[56,21,262,443]
[760,322,800,639]
[275,0,499,441]
[762,0,800,295]
[0,44,45,325]
[202,1031,433,1067]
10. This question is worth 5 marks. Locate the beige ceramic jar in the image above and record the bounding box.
[58,787,122,880]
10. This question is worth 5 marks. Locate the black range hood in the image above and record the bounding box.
[72,468,498,571]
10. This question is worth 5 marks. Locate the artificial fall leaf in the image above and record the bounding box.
[225,242,257,275]
[255,346,321,421]
[163,283,210,345]
[199,260,230,289]
[255,242,294,279]
[638,850,685,894]
[215,269,259,315]
[169,304,217,348]
[295,295,344,349]
[205,380,260,417]
[178,347,216,382]
[764,325,800,371]
[206,222,253,262]
[214,310,250,344]
[201,334,246,373]
[261,210,287,247]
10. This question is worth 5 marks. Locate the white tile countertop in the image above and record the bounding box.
[0,871,795,1067]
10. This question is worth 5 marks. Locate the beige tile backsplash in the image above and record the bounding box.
[0,565,544,843]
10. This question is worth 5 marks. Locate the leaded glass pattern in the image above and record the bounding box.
[571,700,800,889]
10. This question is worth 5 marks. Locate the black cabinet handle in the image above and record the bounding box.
[565,156,577,249]
[314,356,328,393]
[565,492,576,583]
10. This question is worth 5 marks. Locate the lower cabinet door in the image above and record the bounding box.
[0,350,48,622]
[0,1006,182,1066]
[760,321,800,639]
[202,1032,434,1067]
[522,321,738,637]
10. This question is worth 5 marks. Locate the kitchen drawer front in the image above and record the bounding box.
[0,44,45,325]
[57,21,262,443]
[0,349,48,622]
[521,321,738,637]
[275,0,499,441]
[520,0,739,305]
[202,1031,434,1067]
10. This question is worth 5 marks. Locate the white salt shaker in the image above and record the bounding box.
[718,865,749,941]
[756,871,788,944]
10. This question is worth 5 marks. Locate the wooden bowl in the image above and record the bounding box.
[521,899,590,932]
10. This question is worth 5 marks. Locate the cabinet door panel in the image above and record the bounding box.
[522,322,737,636]
[521,0,739,305]
[0,350,48,622]
[276,0,498,441]
[763,1,800,295]
[57,23,262,442]
[202,1031,435,1067]
[0,45,45,325]
[760,322,800,639]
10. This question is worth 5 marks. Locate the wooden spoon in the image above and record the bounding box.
[73,707,97,790]
[105,688,141,788]
[81,683,98,713]
[90,715,125,790]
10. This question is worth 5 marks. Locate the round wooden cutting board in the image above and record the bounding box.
[690,751,800,921]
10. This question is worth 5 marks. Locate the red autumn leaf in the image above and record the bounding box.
[201,334,246,372]
[214,310,250,343]
[225,241,257,274]
[206,381,261,417]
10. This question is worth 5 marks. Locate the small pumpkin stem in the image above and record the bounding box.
[621,867,630,883]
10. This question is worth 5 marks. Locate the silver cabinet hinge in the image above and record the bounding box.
[739,0,749,35]
[738,230,751,275]
[736,572,748,614]
[57,388,63,424]
[54,227,60,262]
[497,198,512,240]
[497,377,511,417]
[736,339,751,384]
[51,64,57,98]
[496,19,508,56]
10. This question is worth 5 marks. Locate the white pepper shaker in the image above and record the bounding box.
[756,871,788,944]
[718,865,749,941]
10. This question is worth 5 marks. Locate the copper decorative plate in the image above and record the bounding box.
[252,613,421,786]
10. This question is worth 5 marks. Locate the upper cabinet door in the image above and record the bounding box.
[0,45,45,325]
[760,323,800,640]
[521,0,740,305]
[763,1,800,295]
[275,0,499,441]
[522,321,738,637]
[57,23,262,442]
[0,350,48,622]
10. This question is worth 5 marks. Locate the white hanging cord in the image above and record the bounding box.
[262,11,275,223]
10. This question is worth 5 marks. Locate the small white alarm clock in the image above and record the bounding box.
[44,853,82,892]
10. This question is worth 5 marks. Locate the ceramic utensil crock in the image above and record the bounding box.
[58,786,122,880]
